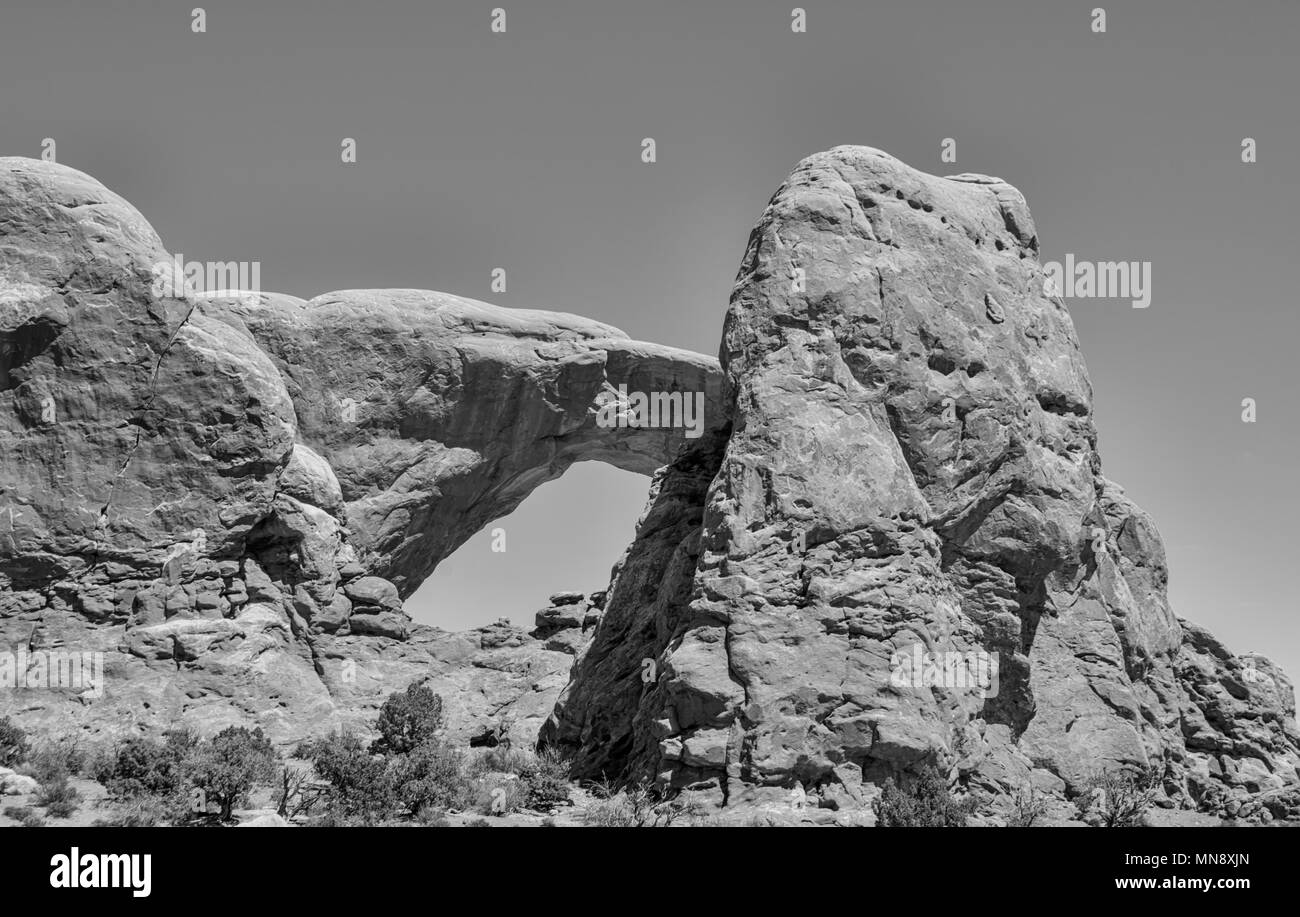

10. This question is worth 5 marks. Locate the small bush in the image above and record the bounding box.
[1006,786,1048,827]
[464,817,492,827]
[0,717,28,767]
[389,741,470,817]
[416,807,450,827]
[302,808,370,827]
[92,794,189,827]
[22,739,88,784]
[372,683,444,756]
[874,764,978,827]
[1077,766,1162,827]
[475,776,528,816]
[95,730,195,799]
[302,731,394,824]
[470,745,534,777]
[582,796,636,827]
[5,802,46,827]
[36,778,80,819]
[184,726,279,821]
[581,779,695,827]
[523,747,571,811]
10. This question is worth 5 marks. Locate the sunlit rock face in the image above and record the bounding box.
[542,146,1300,820]
[0,157,721,747]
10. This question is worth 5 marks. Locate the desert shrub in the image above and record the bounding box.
[35,778,80,819]
[464,817,492,827]
[582,795,636,827]
[5,802,45,827]
[183,726,279,821]
[92,794,189,827]
[302,730,395,824]
[541,816,558,827]
[3,806,44,827]
[581,779,696,827]
[475,775,528,816]
[470,745,535,777]
[1076,766,1162,827]
[372,683,444,755]
[523,747,571,811]
[465,746,571,811]
[874,764,978,827]
[94,729,195,799]
[388,741,470,816]
[302,808,371,827]
[0,717,28,767]
[22,738,88,783]
[1006,786,1048,827]
[416,807,450,827]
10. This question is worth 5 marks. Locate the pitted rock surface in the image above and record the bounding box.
[541,147,1300,819]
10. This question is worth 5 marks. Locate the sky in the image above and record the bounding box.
[1,0,1295,681]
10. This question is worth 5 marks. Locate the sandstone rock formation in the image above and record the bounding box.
[1,150,1296,821]
[0,156,719,747]
[541,147,1300,821]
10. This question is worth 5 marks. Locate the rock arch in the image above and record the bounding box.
[202,288,725,597]
[0,157,721,745]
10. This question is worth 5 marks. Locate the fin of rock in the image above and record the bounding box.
[541,146,1300,820]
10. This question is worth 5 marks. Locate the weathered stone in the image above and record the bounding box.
[541,147,1300,818]
[0,152,1294,826]
[278,443,344,515]
[343,576,401,612]
[533,604,585,637]
[337,562,365,581]
[347,610,410,641]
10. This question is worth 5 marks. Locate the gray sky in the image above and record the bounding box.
[2,0,1296,681]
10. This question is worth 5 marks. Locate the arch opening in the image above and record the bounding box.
[406,461,651,632]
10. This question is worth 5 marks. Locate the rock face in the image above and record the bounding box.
[541,146,1300,819]
[1,150,1296,821]
[0,156,719,747]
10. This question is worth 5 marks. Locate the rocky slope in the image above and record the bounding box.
[1,151,1296,821]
